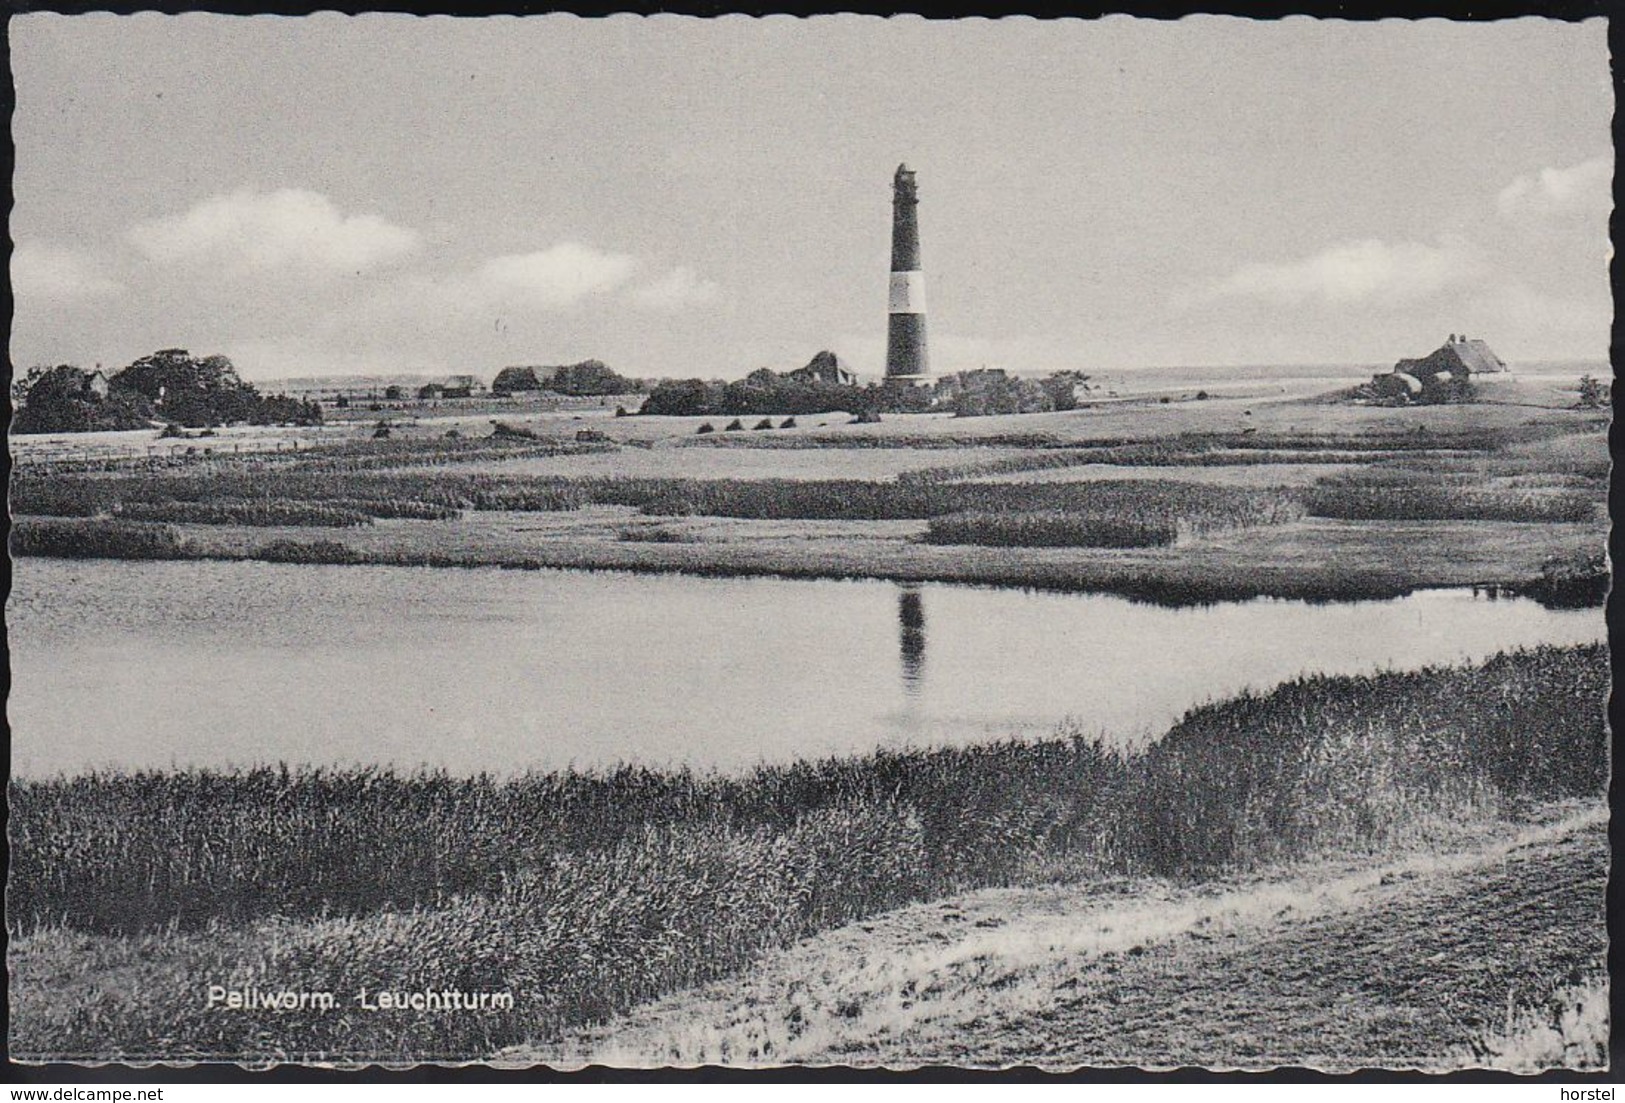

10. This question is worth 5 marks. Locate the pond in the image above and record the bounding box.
[7,558,1605,777]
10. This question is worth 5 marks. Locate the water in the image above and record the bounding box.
[8,559,1605,778]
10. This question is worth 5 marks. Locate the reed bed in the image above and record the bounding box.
[923,484,1300,547]
[8,645,1606,1061]
[114,499,375,527]
[925,510,1178,548]
[1304,484,1596,523]
[250,540,366,565]
[8,518,191,560]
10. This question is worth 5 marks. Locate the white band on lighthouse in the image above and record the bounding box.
[888,271,926,314]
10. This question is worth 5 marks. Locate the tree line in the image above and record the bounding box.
[638,367,1091,418]
[11,349,323,435]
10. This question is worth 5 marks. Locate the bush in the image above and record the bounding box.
[696,422,715,435]
[724,419,744,431]
[1522,550,1609,608]
[617,526,688,544]
[753,419,775,430]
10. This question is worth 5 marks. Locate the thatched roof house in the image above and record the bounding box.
[1365,334,1507,404]
[1394,334,1508,382]
[786,351,858,387]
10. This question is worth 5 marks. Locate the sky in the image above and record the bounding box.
[9,14,1612,383]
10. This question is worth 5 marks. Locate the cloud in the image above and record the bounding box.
[1208,239,1475,307]
[127,189,421,275]
[1496,156,1611,222]
[630,266,721,310]
[12,242,123,299]
[462,243,638,309]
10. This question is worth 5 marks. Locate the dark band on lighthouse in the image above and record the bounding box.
[886,164,929,380]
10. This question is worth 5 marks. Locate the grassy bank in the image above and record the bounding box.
[9,644,1608,1061]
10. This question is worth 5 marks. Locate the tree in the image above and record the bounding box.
[550,360,636,396]
[11,365,155,434]
[1041,370,1091,412]
[640,378,721,416]
[254,394,323,426]
[112,349,263,427]
[492,366,544,395]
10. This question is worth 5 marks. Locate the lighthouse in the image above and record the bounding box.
[885,164,930,380]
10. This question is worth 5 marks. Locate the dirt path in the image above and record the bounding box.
[501,806,1607,1071]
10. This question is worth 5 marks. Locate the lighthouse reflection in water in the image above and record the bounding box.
[898,585,927,698]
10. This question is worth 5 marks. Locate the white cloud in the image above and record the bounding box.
[12,242,123,299]
[630,266,721,310]
[462,243,638,309]
[1496,156,1611,222]
[127,189,421,275]
[1209,239,1475,307]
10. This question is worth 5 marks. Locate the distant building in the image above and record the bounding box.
[417,375,487,400]
[786,350,859,387]
[1365,335,1508,404]
[441,374,487,399]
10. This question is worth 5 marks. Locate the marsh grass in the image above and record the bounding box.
[1467,975,1609,1072]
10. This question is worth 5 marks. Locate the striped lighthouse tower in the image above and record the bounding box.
[885,164,930,380]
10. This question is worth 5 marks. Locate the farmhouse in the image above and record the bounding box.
[1365,334,1508,404]
[418,375,488,400]
[441,374,487,399]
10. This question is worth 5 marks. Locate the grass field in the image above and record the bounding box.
[8,644,1608,1062]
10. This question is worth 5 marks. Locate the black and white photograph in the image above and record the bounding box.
[5,12,1612,1072]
